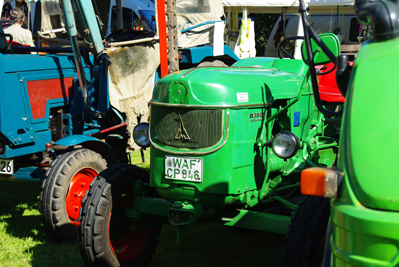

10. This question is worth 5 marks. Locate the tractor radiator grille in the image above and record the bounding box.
[151,106,223,149]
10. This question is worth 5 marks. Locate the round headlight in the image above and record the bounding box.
[271,132,299,159]
[133,122,150,148]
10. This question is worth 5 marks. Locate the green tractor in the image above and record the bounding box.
[77,21,343,267]
[299,0,399,266]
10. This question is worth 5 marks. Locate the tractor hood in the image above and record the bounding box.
[152,58,309,107]
[339,37,399,211]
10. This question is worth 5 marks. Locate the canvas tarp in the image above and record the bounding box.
[177,0,224,48]
[106,42,160,151]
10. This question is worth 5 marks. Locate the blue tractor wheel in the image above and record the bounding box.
[40,149,107,241]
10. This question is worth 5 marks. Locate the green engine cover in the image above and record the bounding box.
[153,58,308,107]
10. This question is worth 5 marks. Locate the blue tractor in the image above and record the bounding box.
[0,1,124,241]
[0,0,238,241]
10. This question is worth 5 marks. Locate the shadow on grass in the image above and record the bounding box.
[0,180,84,267]
[0,174,285,267]
[0,180,44,240]
[149,223,285,267]
[0,150,148,267]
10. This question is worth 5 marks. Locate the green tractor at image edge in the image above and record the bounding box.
[77,22,343,267]
[299,0,399,266]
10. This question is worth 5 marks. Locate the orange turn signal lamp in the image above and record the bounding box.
[301,167,343,198]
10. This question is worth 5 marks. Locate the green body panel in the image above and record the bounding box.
[232,57,309,76]
[331,36,399,265]
[330,178,399,266]
[301,33,341,65]
[339,37,399,211]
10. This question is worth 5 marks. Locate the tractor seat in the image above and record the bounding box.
[317,62,352,103]
[6,40,32,54]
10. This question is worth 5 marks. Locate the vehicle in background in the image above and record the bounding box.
[264,13,359,59]
[0,0,238,243]
[106,0,156,35]
[222,0,358,59]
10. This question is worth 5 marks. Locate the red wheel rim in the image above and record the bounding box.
[65,168,98,226]
[109,189,150,261]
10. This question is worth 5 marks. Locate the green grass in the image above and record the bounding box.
[0,180,83,267]
[129,148,151,171]
[0,150,150,267]
[0,149,285,267]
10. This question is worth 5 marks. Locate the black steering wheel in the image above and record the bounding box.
[277,36,304,59]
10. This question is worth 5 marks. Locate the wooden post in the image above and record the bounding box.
[116,0,123,30]
[167,0,179,73]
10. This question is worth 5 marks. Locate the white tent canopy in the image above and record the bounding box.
[222,0,355,14]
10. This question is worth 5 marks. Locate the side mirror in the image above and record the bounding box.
[301,33,341,65]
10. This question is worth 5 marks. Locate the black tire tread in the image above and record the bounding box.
[282,196,330,267]
[79,164,160,267]
[40,149,107,241]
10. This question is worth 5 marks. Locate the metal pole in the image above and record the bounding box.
[116,0,123,30]
[71,0,104,55]
[157,0,169,77]
[59,0,90,120]
[294,13,304,59]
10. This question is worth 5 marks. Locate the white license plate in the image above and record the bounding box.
[0,159,14,175]
[165,156,202,182]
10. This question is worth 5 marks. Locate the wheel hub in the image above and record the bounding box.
[66,168,98,226]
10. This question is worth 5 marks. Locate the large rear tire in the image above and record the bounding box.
[79,164,161,267]
[40,149,107,241]
[282,196,330,267]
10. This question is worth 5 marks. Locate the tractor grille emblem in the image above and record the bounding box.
[175,113,190,140]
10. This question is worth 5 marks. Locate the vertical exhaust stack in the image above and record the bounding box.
[354,0,399,41]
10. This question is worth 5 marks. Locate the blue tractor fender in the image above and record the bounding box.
[52,135,118,166]
[179,44,239,64]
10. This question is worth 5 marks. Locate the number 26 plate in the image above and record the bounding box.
[165,156,202,182]
[0,159,14,175]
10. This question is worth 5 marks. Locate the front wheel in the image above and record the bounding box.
[79,164,161,267]
[282,196,330,267]
[40,149,107,241]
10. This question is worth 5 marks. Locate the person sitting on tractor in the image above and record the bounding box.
[4,7,34,47]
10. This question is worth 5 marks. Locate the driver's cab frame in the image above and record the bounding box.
[266,12,359,60]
